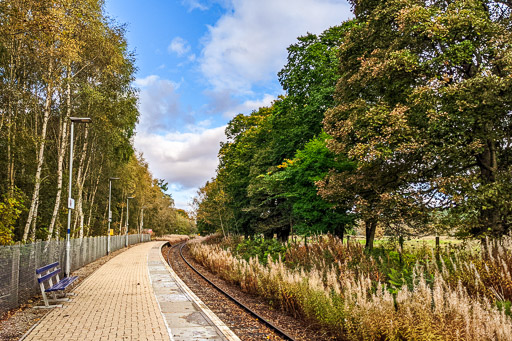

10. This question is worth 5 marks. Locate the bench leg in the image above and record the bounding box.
[36,284,67,308]
[49,298,70,302]
[34,304,63,309]
[39,283,49,307]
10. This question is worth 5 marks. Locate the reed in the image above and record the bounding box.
[189,234,512,340]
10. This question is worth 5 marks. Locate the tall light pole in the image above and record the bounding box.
[65,117,91,277]
[107,177,120,254]
[126,196,134,247]
[139,206,146,243]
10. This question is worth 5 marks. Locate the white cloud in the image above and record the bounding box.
[204,90,277,117]
[135,75,160,87]
[135,75,193,134]
[134,126,227,201]
[223,94,276,118]
[170,186,200,211]
[200,0,351,93]
[181,0,232,12]
[181,0,210,11]
[135,75,224,209]
[168,37,191,56]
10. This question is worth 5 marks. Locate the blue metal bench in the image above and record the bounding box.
[36,262,78,308]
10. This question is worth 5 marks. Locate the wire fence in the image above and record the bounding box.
[0,234,150,315]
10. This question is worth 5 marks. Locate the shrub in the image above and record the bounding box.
[189,234,512,340]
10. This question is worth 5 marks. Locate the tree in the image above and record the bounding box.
[216,107,274,236]
[192,179,232,236]
[0,189,25,245]
[263,133,355,238]
[0,0,176,242]
[270,23,355,162]
[197,24,356,240]
[322,0,512,248]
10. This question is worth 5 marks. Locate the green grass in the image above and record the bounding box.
[345,236,462,247]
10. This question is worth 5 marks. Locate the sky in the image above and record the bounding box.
[104,0,353,210]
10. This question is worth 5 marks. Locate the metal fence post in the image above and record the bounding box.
[11,244,20,309]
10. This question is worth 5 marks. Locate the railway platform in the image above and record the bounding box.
[22,241,240,341]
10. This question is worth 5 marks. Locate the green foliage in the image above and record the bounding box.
[322,0,512,245]
[198,24,354,240]
[228,236,287,265]
[193,179,233,236]
[216,107,274,236]
[0,1,178,241]
[0,189,25,245]
[496,300,512,318]
[263,134,355,237]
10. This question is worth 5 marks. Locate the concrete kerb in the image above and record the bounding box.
[157,242,241,341]
[148,248,175,341]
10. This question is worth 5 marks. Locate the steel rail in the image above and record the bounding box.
[165,241,296,341]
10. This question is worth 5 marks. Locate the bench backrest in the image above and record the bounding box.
[36,262,59,274]
[36,262,61,284]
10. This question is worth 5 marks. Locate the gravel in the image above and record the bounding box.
[164,243,336,341]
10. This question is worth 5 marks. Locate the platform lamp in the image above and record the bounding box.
[126,196,134,247]
[65,117,92,277]
[139,206,146,243]
[107,177,120,254]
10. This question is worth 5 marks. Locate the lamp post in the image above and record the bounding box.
[126,196,134,247]
[107,177,120,254]
[139,206,146,243]
[65,117,91,277]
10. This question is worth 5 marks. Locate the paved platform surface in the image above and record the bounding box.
[23,241,239,341]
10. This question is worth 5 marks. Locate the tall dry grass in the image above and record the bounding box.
[154,234,189,244]
[189,235,512,340]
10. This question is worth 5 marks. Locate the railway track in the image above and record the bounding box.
[164,241,297,341]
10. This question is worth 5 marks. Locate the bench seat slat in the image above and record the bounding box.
[37,269,61,283]
[46,276,78,292]
[36,262,59,274]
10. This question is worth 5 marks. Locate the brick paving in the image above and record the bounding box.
[23,242,170,341]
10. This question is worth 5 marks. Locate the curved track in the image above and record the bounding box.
[166,241,296,341]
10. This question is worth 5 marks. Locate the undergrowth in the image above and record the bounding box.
[188,234,512,340]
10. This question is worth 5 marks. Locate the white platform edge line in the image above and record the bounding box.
[148,241,175,341]
[158,242,241,341]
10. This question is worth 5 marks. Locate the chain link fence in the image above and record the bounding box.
[0,234,150,316]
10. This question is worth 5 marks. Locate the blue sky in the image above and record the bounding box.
[104,0,353,210]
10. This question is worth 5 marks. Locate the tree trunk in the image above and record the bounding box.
[119,202,124,236]
[218,209,226,238]
[74,126,90,239]
[29,199,39,241]
[23,60,53,242]
[365,219,377,251]
[277,222,291,242]
[476,138,501,236]
[86,161,102,236]
[6,47,17,197]
[48,76,71,240]
[335,224,345,243]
